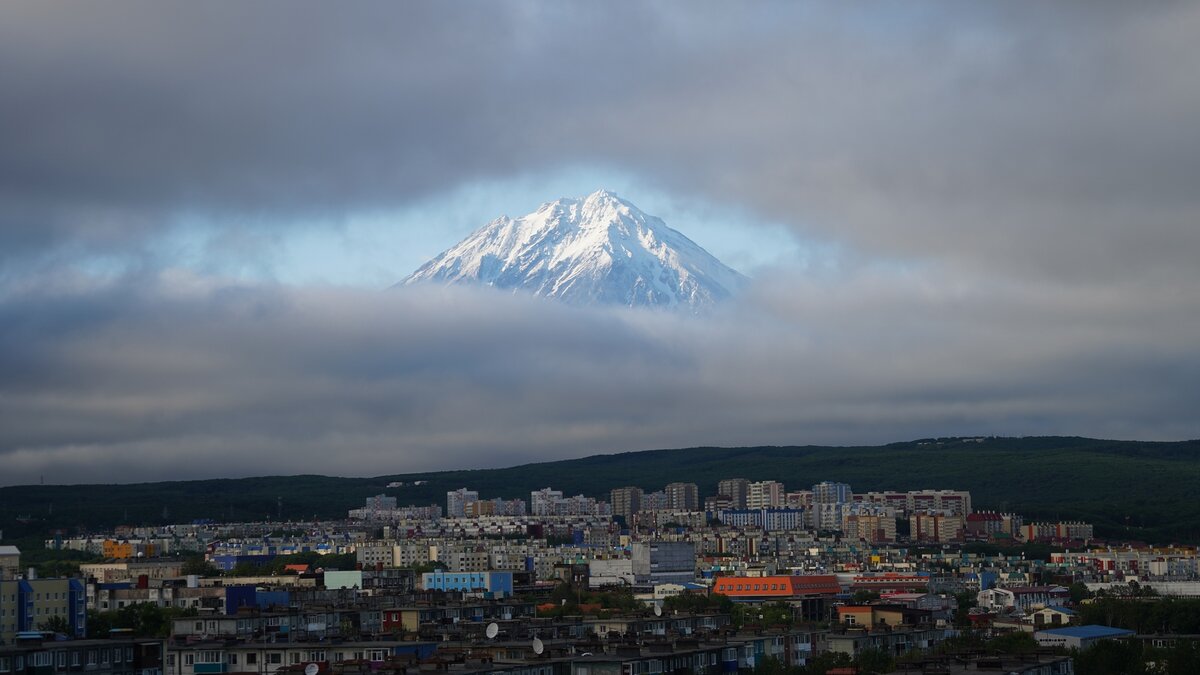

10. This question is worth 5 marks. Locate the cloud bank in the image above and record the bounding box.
[2,266,1196,486]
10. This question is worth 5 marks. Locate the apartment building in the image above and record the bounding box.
[0,578,87,644]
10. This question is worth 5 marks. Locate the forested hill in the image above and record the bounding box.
[2,436,1199,543]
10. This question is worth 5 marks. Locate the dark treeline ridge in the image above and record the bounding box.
[3,436,1200,543]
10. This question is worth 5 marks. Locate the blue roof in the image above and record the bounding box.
[1043,605,1076,615]
[1038,624,1133,639]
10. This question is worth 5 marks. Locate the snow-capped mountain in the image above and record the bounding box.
[400,190,746,309]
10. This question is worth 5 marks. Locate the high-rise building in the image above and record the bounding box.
[640,491,669,512]
[530,488,564,516]
[812,481,852,505]
[717,478,750,509]
[747,481,785,509]
[812,481,852,532]
[446,488,479,518]
[610,487,643,520]
[664,482,699,511]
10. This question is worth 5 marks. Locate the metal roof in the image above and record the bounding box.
[1037,624,1134,639]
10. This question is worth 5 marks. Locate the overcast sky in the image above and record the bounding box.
[2,2,1198,486]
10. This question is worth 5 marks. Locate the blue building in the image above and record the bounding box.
[420,571,514,598]
[0,578,86,644]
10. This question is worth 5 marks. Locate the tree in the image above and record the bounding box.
[801,651,851,675]
[1072,640,1146,675]
[1165,640,1200,675]
[854,648,895,675]
[953,590,978,628]
[1068,581,1093,604]
[851,589,881,604]
[181,556,219,577]
[86,609,114,639]
[38,615,71,634]
[987,631,1038,655]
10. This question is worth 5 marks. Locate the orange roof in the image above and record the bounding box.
[836,606,872,614]
[712,574,840,598]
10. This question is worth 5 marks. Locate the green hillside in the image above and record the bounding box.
[3,436,1199,543]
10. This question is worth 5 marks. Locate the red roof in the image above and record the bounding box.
[967,513,1003,522]
[712,574,840,597]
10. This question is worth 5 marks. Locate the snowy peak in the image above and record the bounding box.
[401,190,747,309]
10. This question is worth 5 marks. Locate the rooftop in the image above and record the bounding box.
[1036,624,1134,639]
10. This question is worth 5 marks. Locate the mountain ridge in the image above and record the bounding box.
[401,190,746,309]
[4,436,1200,543]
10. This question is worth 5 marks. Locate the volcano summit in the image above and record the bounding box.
[401,190,746,309]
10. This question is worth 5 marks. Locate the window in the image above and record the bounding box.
[34,653,52,668]
[87,651,97,666]
[289,653,300,665]
[0,657,9,672]
[269,654,282,665]
[71,652,81,667]
[125,648,133,662]
[228,654,238,665]
[245,654,256,665]
[167,656,175,667]
[56,652,67,669]
[183,654,194,666]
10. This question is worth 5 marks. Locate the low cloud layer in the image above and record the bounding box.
[2,267,1196,486]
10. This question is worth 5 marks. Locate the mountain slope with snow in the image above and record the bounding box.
[400,190,746,309]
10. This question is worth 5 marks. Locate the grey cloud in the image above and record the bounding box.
[2,2,1199,485]
[1,270,1196,486]
[3,2,1199,286]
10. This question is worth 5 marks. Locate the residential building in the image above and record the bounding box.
[812,482,852,532]
[610,487,643,521]
[0,637,162,675]
[420,571,514,598]
[640,491,669,513]
[631,541,695,586]
[977,586,1070,613]
[0,578,87,644]
[0,548,17,581]
[910,513,965,543]
[529,488,564,516]
[717,479,750,509]
[445,489,479,518]
[746,481,784,509]
[664,483,699,511]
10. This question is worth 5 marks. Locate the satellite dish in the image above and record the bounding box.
[653,604,663,617]
[531,637,544,655]
[485,622,499,639]
[304,665,319,675]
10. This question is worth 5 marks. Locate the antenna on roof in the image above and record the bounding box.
[653,603,663,617]
[304,665,319,675]
[531,637,544,655]
[485,622,499,639]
